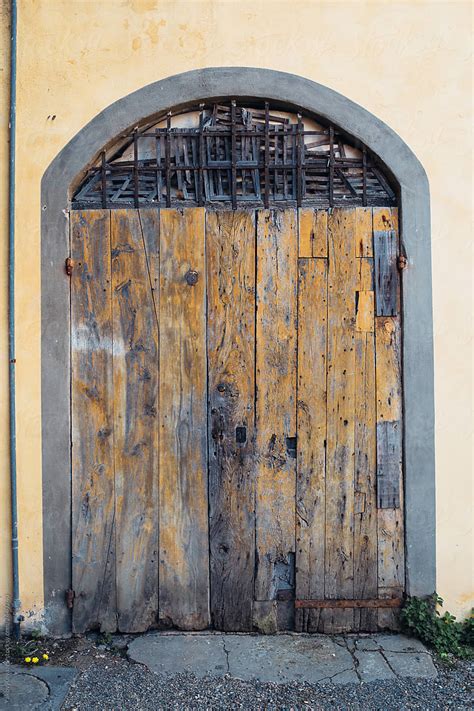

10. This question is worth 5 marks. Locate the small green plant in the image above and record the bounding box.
[401,594,474,660]
[97,631,113,647]
[460,612,474,647]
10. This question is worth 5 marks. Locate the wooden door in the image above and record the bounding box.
[70,206,403,634]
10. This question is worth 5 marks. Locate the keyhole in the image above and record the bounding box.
[236,426,247,444]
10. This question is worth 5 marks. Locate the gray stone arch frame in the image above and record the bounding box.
[41,68,435,635]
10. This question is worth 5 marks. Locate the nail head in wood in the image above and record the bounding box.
[185,269,199,286]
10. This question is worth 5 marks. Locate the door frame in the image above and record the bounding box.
[41,67,435,634]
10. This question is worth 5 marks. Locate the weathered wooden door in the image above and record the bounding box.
[70,206,403,634]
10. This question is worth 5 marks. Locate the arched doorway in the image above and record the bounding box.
[41,69,435,637]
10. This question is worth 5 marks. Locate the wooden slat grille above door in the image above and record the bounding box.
[70,205,403,635]
[71,102,397,211]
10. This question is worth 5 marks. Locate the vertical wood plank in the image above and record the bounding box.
[355,291,374,333]
[373,207,400,317]
[377,421,402,508]
[325,208,356,632]
[376,314,404,628]
[373,206,398,232]
[353,225,377,631]
[71,210,117,633]
[255,209,297,608]
[295,257,327,633]
[358,257,374,291]
[111,210,159,632]
[355,207,373,257]
[376,318,402,422]
[207,211,256,631]
[299,208,328,257]
[374,230,399,316]
[139,209,160,302]
[159,207,210,630]
[298,208,313,257]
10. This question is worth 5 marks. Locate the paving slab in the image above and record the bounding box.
[0,665,77,711]
[374,634,428,653]
[383,650,438,678]
[354,650,395,682]
[128,634,229,677]
[355,637,381,651]
[325,668,360,685]
[224,634,353,684]
[128,632,437,685]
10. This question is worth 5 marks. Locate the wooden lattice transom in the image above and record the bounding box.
[72,102,397,210]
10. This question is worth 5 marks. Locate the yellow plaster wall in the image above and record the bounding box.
[0,0,472,625]
[0,1,11,630]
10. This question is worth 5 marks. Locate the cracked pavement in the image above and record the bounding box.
[3,633,470,709]
[127,632,437,684]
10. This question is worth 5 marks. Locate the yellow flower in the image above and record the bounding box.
[32,657,39,664]
[24,657,31,663]
[42,654,49,660]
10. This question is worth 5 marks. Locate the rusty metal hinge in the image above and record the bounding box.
[397,254,408,271]
[65,589,75,609]
[295,598,403,609]
[65,257,74,276]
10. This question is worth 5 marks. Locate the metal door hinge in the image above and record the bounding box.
[65,257,74,276]
[397,254,408,271]
[65,588,75,609]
